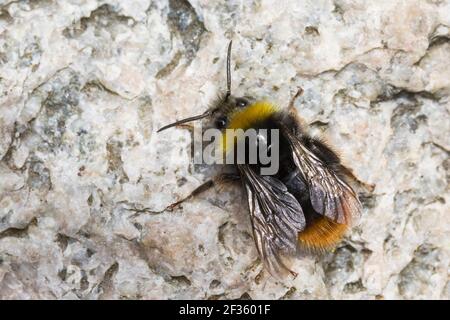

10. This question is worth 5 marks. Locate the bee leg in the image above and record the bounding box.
[288,87,304,111]
[212,172,241,192]
[336,165,376,193]
[165,173,241,212]
[165,180,214,211]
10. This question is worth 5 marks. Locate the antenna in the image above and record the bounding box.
[225,40,233,100]
[157,111,211,133]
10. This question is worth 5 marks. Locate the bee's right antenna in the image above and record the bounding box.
[225,40,233,101]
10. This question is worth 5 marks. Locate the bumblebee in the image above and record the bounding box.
[158,41,362,277]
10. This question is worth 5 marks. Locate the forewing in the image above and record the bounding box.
[238,164,305,276]
[282,129,362,224]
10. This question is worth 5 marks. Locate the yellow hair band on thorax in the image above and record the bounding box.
[220,101,278,153]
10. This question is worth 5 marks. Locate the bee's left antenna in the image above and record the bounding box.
[225,40,233,101]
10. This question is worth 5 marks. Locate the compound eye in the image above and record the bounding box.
[215,117,227,129]
[235,98,248,108]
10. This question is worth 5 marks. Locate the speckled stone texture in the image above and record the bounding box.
[0,0,449,300]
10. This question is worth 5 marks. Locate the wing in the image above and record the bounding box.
[237,164,305,276]
[282,129,362,225]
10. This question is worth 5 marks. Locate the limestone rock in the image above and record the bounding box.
[0,0,449,299]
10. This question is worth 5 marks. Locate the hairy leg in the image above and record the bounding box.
[288,87,304,112]
[165,173,241,211]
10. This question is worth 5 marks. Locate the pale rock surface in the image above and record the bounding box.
[0,0,449,299]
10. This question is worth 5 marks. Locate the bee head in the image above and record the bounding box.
[157,94,258,133]
[206,95,256,130]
